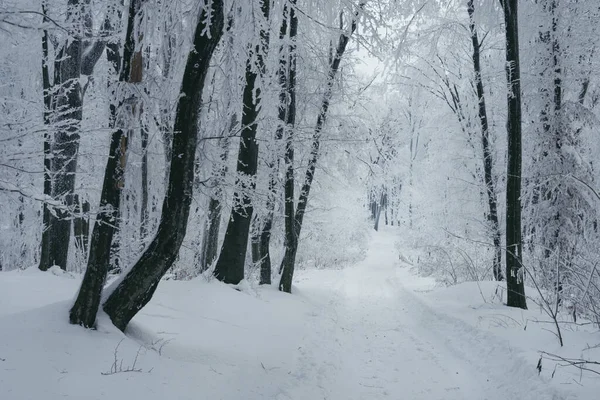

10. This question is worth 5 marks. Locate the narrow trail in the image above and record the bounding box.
[286,229,566,400]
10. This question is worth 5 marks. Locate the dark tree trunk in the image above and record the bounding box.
[69,0,145,328]
[73,194,90,258]
[40,3,53,271]
[373,190,386,231]
[251,3,294,285]
[140,120,149,242]
[104,12,126,275]
[108,134,128,275]
[213,0,271,285]
[254,218,274,284]
[102,2,225,331]
[202,197,223,269]
[278,0,300,292]
[39,0,105,272]
[110,11,147,270]
[467,0,503,281]
[44,8,83,271]
[279,4,364,293]
[200,132,232,272]
[501,0,527,309]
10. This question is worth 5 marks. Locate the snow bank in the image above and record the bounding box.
[0,269,319,400]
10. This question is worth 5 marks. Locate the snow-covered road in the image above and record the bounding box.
[286,230,567,400]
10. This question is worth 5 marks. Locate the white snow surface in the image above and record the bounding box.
[1,229,599,399]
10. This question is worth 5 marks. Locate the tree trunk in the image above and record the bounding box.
[39,2,53,271]
[501,0,527,309]
[467,0,503,281]
[140,120,149,243]
[39,0,105,272]
[73,194,90,258]
[213,0,271,285]
[101,2,225,331]
[374,190,386,231]
[44,6,83,271]
[278,0,300,292]
[69,0,145,328]
[200,132,232,272]
[251,3,295,285]
[279,3,364,293]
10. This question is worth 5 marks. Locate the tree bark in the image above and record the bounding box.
[213,0,271,285]
[200,131,232,272]
[70,0,144,327]
[501,0,527,309]
[251,3,295,285]
[39,1,53,271]
[279,3,364,293]
[73,194,90,258]
[102,2,225,331]
[467,0,503,281]
[140,120,149,242]
[39,0,105,272]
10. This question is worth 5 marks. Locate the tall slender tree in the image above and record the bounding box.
[213,0,271,285]
[467,0,502,281]
[251,1,296,285]
[279,3,364,293]
[500,0,527,309]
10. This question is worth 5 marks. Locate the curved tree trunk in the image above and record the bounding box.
[102,2,225,331]
[70,0,145,328]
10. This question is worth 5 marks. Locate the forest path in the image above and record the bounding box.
[0,229,574,400]
[287,229,553,400]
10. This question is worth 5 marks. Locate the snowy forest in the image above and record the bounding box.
[1,0,600,399]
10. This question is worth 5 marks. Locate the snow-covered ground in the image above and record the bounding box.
[1,229,598,399]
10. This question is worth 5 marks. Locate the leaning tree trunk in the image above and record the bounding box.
[279,3,364,293]
[39,0,105,272]
[102,2,225,332]
[467,0,503,281]
[501,0,527,309]
[70,0,144,328]
[213,0,271,285]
